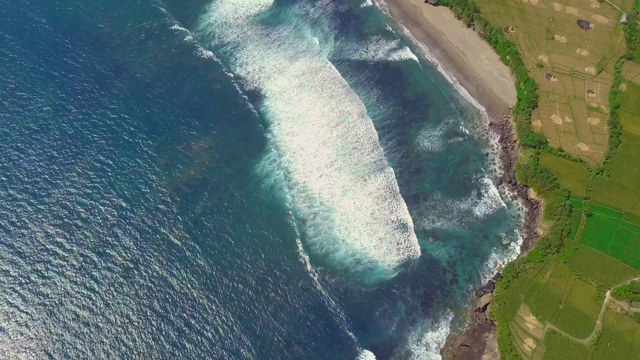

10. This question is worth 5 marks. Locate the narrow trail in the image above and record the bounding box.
[604,0,625,15]
[540,276,640,346]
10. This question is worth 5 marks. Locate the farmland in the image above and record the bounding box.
[590,82,640,216]
[440,0,640,357]
[579,203,640,269]
[474,0,632,165]
[492,247,640,359]
[492,101,640,357]
[539,153,590,196]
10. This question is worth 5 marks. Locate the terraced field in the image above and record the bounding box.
[496,251,640,359]
[579,204,640,268]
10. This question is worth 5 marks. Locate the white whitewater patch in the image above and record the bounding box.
[415,119,465,153]
[169,22,194,41]
[416,178,507,232]
[399,310,453,360]
[356,349,377,359]
[169,24,188,32]
[361,0,374,7]
[196,0,420,279]
[334,37,418,63]
[480,232,523,284]
[195,47,216,60]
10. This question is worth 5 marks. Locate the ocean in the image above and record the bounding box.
[0,0,522,358]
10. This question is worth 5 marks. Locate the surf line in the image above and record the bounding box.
[195,0,421,280]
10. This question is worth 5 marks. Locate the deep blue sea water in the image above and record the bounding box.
[0,0,522,358]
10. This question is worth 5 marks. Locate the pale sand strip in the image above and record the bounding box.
[383,0,517,114]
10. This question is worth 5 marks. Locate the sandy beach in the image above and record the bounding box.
[383,0,516,115]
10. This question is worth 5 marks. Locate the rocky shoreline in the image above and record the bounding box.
[491,111,544,254]
[441,112,543,360]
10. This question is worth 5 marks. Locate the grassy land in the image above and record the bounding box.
[611,280,640,303]
[568,243,639,286]
[591,308,640,359]
[579,203,640,269]
[539,153,590,196]
[438,0,640,358]
[473,0,629,165]
[590,82,640,216]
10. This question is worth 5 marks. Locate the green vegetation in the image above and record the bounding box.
[591,83,640,217]
[591,309,640,359]
[539,154,590,197]
[555,279,601,338]
[579,204,640,269]
[611,281,640,304]
[567,244,639,287]
[543,331,589,360]
[438,0,640,358]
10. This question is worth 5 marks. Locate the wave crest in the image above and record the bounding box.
[196,0,420,281]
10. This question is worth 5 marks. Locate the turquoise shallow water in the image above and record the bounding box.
[0,0,521,358]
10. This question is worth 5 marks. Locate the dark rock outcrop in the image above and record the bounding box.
[489,111,542,253]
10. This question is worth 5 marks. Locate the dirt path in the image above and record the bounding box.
[540,276,640,346]
[604,0,625,15]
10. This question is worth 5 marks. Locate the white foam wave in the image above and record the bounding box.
[398,310,453,360]
[361,0,374,7]
[356,349,377,360]
[195,47,216,60]
[335,37,418,63]
[476,178,507,218]
[170,24,189,32]
[417,177,507,232]
[197,0,420,279]
[480,231,523,284]
[415,119,466,153]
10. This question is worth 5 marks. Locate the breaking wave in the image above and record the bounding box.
[397,310,454,360]
[356,349,377,360]
[195,0,420,281]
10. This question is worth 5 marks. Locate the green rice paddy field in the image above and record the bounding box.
[497,105,640,358]
[464,0,640,357]
[494,82,640,358]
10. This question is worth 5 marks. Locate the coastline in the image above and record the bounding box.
[381,0,516,115]
[376,1,543,358]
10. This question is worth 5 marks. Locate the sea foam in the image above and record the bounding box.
[356,349,377,359]
[373,0,524,280]
[334,37,418,63]
[399,310,453,360]
[196,0,420,280]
